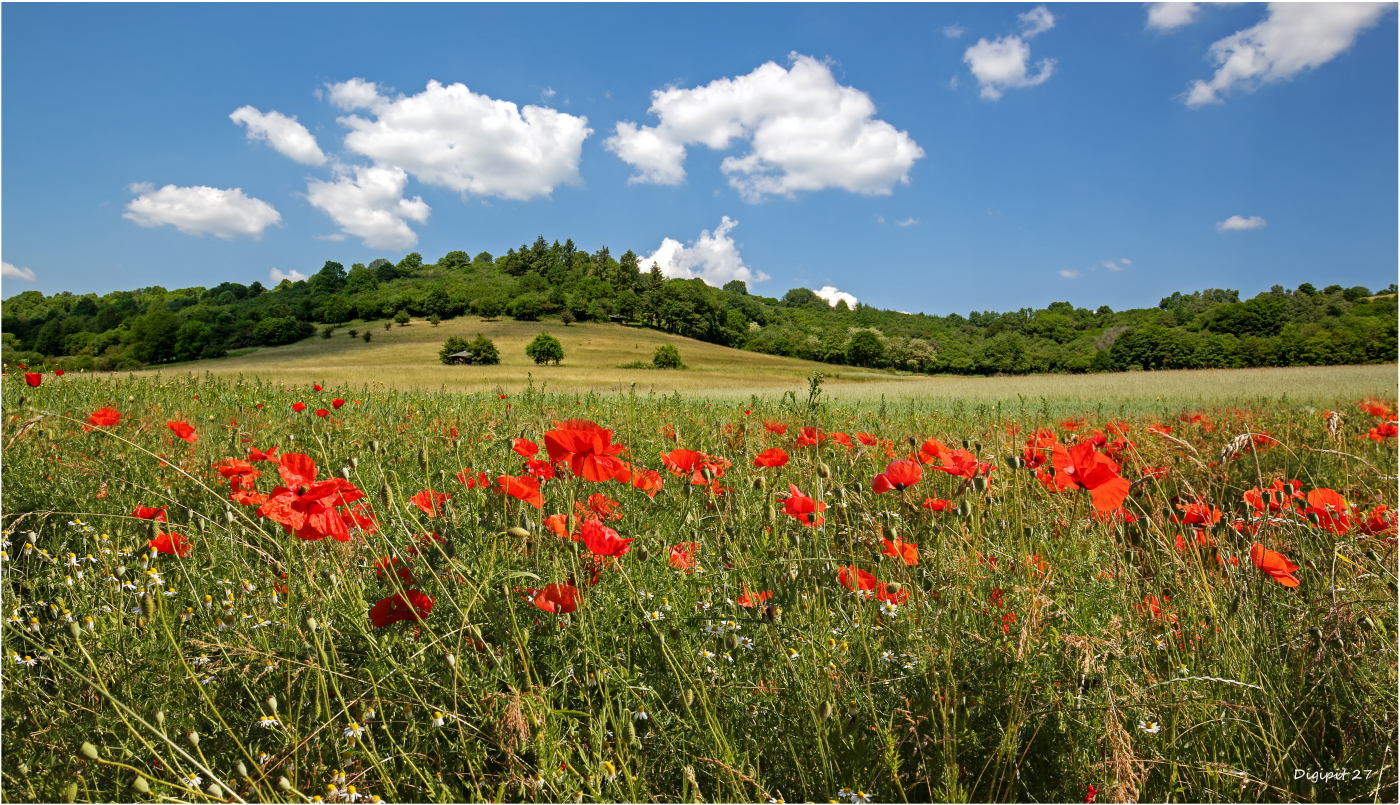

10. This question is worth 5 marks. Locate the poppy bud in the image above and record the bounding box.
[883,525,898,540]
[508,526,531,539]
[972,477,988,493]
[1358,616,1377,632]
[140,594,156,619]
[68,622,82,640]
[765,505,776,523]
[370,440,381,454]
[185,730,199,748]
[418,449,428,471]
[379,483,392,505]
[702,467,715,482]
[961,439,970,450]
[277,777,293,793]
[956,500,973,517]
[885,582,902,596]
[338,467,351,480]
[305,616,319,632]
[115,565,126,578]
[725,633,740,651]
[131,776,151,795]
[27,531,38,545]
[207,783,223,799]
[235,760,249,778]
[286,433,295,443]
[908,437,918,448]
[64,782,78,803]
[752,477,766,491]
[817,701,834,720]
[817,463,831,479]
[80,741,99,760]
[623,721,637,744]
[636,545,651,562]
[264,695,278,714]
[1328,637,1344,650]
[764,604,782,622]
[154,710,165,728]
[682,688,695,708]
[668,625,681,641]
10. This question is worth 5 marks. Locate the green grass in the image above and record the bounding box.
[2,370,1396,803]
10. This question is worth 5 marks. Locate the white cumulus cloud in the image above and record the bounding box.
[1019,5,1056,37]
[964,6,1057,101]
[328,78,592,201]
[2,261,37,281]
[1101,259,1128,272]
[270,267,307,284]
[229,106,327,165]
[305,165,431,249]
[605,53,925,203]
[1147,2,1200,31]
[1185,3,1390,107]
[640,217,770,287]
[123,183,282,239]
[1216,214,1267,232]
[1059,269,1081,279]
[814,286,858,308]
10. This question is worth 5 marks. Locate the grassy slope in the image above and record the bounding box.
[134,315,1399,409]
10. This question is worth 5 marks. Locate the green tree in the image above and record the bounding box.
[129,305,182,363]
[439,336,471,364]
[478,298,505,320]
[468,334,500,365]
[846,330,885,367]
[254,316,314,346]
[394,309,411,326]
[723,280,748,295]
[653,343,683,369]
[510,295,544,321]
[526,333,564,365]
[173,320,211,362]
[310,261,347,296]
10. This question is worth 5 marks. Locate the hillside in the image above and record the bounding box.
[2,237,1396,377]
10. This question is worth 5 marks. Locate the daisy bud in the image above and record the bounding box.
[277,776,293,792]
[817,701,834,720]
[130,776,151,795]
[817,463,831,479]
[185,730,199,748]
[635,545,651,562]
[80,741,100,760]
[508,526,531,539]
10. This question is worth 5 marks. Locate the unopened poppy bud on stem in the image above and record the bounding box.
[508,526,531,539]
[185,730,199,748]
[817,463,831,479]
[264,695,278,714]
[131,776,151,795]
[80,741,99,760]
[277,776,293,792]
[817,701,834,720]
[635,545,651,561]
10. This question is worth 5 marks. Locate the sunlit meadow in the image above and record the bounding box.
[2,369,1397,804]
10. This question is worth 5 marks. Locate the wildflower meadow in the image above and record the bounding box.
[2,370,1397,804]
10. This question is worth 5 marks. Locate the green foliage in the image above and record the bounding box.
[439,336,470,364]
[252,316,312,347]
[525,332,564,365]
[393,309,411,326]
[509,294,544,322]
[652,343,684,369]
[467,334,500,365]
[477,297,505,321]
[846,330,885,368]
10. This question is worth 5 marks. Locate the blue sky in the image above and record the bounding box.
[3,2,1396,315]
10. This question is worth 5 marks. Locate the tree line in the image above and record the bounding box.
[2,235,1395,376]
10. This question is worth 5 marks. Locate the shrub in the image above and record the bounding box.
[653,344,684,369]
[510,294,544,322]
[347,329,358,339]
[478,298,505,321]
[525,333,564,365]
[439,336,471,365]
[253,316,313,346]
[321,326,335,339]
[561,311,576,326]
[428,314,441,327]
[468,334,500,365]
[363,331,372,342]
[394,309,411,326]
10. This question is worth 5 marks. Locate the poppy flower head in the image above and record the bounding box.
[669,542,699,573]
[247,445,279,462]
[543,419,627,482]
[1051,442,1129,513]
[524,458,556,480]
[410,489,449,517]
[793,427,826,447]
[735,586,774,608]
[167,421,198,443]
[313,384,323,392]
[456,468,491,489]
[872,459,922,494]
[149,530,191,558]
[580,517,633,557]
[856,432,877,446]
[662,449,732,485]
[332,398,345,409]
[762,419,788,436]
[369,589,435,628]
[1249,543,1300,587]
[837,564,879,594]
[512,438,540,458]
[1358,398,1394,419]
[753,448,790,468]
[53,369,65,376]
[292,402,307,413]
[543,513,573,539]
[533,583,580,614]
[921,498,952,512]
[87,407,121,427]
[829,432,853,449]
[1058,418,1084,432]
[374,557,414,585]
[498,474,543,508]
[24,373,41,387]
[882,538,920,566]
[133,505,168,522]
[779,484,826,528]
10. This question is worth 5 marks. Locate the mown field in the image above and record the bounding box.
[2,367,1397,804]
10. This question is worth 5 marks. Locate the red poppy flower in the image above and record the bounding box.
[1249,543,1300,587]
[369,589,435,628]
[543,513,573,539]
[340,502,377,534]
[524,458,556,480]
[292,402,307,413]
[498,474,543,508]
[543,419,627,482]
[148,529,191,558]
[512,438,540,458]
[779,484,826,527]
[1172,500,1222,527]
[247,445,279,462]
[133,505,168,522]
[456,468,491,489]
[580,517,632,557]
[762,419,788,435]
[24,373,41,387]
[1357,505,1398,538]
[669,542,699,573]
[314,384,323,391]
[662,449,731,484]
[54,369,65,377]
[922,498,952,512]
[1243,479,1302,513]
[734,586,774,608]
[311,408,327,418]
[1050,442,1130,513]
[1085,784,1098,804]
[1058,418,1084,432]
[410,489,449,516]
[829,432,853,449]
[882,538,920,566]
[1179,413,1215,432]
[579,492,622,521]
[838,564,879,594]
[794,427,826,447]
[87,407,121,427]
[533,583,580,614]
[872,459,922,494]
[1147,424,1173,435]
[215,458,261,483]
[1303,488,1352,533]
[615,463,664,497]
[332,398,345,409]
[753,448,789,468]
[857,432,878,446]
[1358,398,1394,419]
[920,439,992,478]
[374,557,414,585]
[256,453,365,542]
[166,421,198,443]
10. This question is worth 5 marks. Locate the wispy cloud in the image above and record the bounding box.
[2,261,37,281]
[1216,214,1266,232]
[942,24,966,38]
[896,217,919,227]
[1058,269,1081,279]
